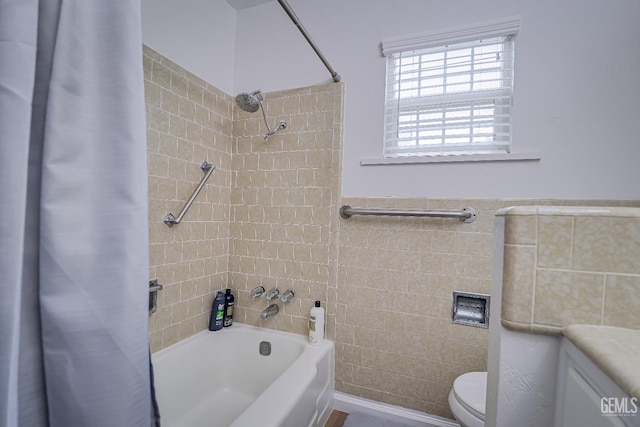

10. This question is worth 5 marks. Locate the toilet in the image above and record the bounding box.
[448,371,487,427]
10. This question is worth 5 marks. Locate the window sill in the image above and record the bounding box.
[360,152,542,166]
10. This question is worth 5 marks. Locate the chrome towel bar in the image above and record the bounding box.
[339,205,476,223]
[164,161,215,228]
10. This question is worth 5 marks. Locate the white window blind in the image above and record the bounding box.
[383,34,515,157]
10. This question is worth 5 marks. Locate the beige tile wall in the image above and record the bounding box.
[334,199,640,419]
[501,206,640,334]
[144,45,233,352]
[335,197,496,418]
[228,83,344,339]
[143,45,640,420]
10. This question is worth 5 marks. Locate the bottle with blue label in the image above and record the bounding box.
[209,291,225,331]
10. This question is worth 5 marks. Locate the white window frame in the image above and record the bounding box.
[381,18,521,159]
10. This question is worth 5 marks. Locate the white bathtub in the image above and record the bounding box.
[152,323,334,427]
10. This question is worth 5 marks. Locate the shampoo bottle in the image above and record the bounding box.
[209,291,225,331]
[308,300,325,345]
[223,288,234,327]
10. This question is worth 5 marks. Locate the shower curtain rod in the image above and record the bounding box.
[276,0,341,82]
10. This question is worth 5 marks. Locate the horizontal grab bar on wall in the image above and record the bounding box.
[339,205,477,223]
[164,161,215,228]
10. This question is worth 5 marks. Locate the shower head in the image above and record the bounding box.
[235,90,263,113]
[235,89,287,139]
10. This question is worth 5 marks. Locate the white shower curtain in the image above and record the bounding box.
[0,1,155,426]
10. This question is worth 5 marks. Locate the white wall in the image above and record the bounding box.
[141,0,237,95]
[140,0,640,199]
[233,0,640,199]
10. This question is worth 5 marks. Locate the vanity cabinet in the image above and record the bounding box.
[555,339,639,427]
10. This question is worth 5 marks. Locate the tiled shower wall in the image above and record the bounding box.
[228,84,344,338]
[144,46,639,420]
[144,46,233,352]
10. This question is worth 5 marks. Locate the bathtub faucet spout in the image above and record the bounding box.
[260,304,279,320]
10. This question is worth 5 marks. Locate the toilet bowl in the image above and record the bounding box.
[448,371,487,427]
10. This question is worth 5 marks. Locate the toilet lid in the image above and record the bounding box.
[452,371,487,421]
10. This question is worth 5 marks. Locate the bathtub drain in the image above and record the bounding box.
[259,341,271,356]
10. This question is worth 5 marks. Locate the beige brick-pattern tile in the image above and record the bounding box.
[334,196,499,420]
[229,83,344,340]
[145,45,232,351]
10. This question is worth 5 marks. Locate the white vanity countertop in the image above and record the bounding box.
[564,325,640,400]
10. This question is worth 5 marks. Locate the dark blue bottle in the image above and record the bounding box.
[223,289,234,327]
[209,291,225,331]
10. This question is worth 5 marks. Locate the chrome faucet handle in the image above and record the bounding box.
[265,288,280,300]
[280,289,295,303]
[251,285,265,298]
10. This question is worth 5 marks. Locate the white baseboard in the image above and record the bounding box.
[333,391,460,427]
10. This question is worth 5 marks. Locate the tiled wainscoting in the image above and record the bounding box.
[500,206,640,333]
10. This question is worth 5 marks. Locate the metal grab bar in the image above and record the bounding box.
[276,0,341,83]
[149,279,163,314]
[164,161,215,228]
[339,205,477,223]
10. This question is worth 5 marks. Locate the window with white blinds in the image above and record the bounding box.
[383,34,515,157]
